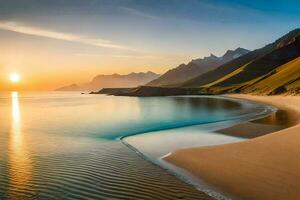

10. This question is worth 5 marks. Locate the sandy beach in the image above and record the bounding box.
[165,95,300,200]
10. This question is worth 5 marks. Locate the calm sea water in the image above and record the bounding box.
[0,92,271,199]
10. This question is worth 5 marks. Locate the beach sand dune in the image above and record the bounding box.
[165,95,300,200]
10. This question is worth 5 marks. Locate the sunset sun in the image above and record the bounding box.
[9,73,21,83]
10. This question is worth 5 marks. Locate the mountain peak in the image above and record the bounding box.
[145,71,158,75]
[221,47,250,62]
[191,48,250,66]
[222,47,250,57]
[127,71,159,77]
[55,83,80,91]
[192,53,219,65]
[275,28,300,48]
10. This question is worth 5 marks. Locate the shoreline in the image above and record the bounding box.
[165,94,300,200]
[121,95,281,199]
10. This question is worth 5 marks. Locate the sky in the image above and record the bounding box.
[0,0,299,90]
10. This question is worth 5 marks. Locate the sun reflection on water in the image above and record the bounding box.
[8,92,33,198]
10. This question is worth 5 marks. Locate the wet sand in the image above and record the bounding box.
[165,95,300,200]
[217,106,297,138]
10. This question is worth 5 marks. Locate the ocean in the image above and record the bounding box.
[0,92,273,199]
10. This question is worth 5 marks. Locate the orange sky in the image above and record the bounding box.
[1,1,297,90]
[0,28,192,91]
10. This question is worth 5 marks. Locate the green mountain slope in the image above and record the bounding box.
[243,57,300,95]
[196,57,300,95]
[182,29,300,88]
[212,36,300,87]
[200,34,300,94]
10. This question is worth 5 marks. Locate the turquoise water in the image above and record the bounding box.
[0,92,271,199]
[0,92,268,140]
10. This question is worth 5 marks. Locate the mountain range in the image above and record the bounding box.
[96,28,300,96]
[147,48,249,87]
[182,28,300,95]
[56,71,160,91]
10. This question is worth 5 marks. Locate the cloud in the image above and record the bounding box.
[0,21,130,50]
[74,52,187,61]
[118,7,159,20]
[75,53,159,59]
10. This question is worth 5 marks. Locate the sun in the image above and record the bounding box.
[9,73,21,83]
